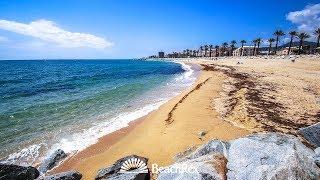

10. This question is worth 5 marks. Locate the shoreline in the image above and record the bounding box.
[52,61,250,179]
[50,115,146,174]
[49,62,202,174]
[45,56,320,179]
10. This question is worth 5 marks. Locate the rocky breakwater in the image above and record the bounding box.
[95,155,150,180]
[0,149,82,180]
[157,132,320,180]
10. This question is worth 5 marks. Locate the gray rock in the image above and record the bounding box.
[298,122,320,147]
[174,146,197,162]
[227,132,320,180]
[315,147,320,167]
[104,170,149,180]
[0,163,40,180]
[42,171,82,180]
[176,139,229,162]
[157,153,227,180]
[95,155,149,180]
[39,149,67,174]
[198,131,207,140]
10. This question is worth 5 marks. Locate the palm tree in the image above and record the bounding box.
[314,28,320,48]
[200,46,204,57]
[255,38,262,55]
[193,50,197,57]
[252,39,257,56]
[267,38,275,55]
[222,42,228,56]
[182,50,187,57]
[215,45,219,57]
[186,49,190,57]
[297,32,310,54]
[204,45,209,57]
[230,40,237,56]
[240,40,246,56]
[288,31,298,55]
[274,30,285,52]
[209,45,213,57]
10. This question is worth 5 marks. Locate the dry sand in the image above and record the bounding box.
[53,56,320,179]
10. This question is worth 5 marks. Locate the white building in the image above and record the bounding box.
[233,46,254,56]
[276,47,299,55]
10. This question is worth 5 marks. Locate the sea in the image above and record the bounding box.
[0,59,198,166]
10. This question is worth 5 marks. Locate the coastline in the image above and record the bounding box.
[50,115,146,174]
[48,61,202,174]
[52,61,250,179]
[47,55,320,179]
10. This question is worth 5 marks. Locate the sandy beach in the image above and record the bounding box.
[3,2,320,180]
[52,56,320,179]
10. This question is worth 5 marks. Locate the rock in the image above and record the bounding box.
[315,147,320,167]
[42,171,82,180]
[157,153,227,180]
[198,131,207,140]
[174,146,197,162]
[298,122,320,147]
[198,131,207,137]
[95,155,149,180]
[227,132,320,180]
[99,171,149,180]
[39,149,67,173]
[176,139,229,162]
[0,163,40,180]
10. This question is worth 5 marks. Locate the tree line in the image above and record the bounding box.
[164,28,320,58]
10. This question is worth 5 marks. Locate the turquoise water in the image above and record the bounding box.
[0,60,197,166]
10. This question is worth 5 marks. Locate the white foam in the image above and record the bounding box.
[49,100,166,155]
[174,62,195,81]
[2,144,43,166]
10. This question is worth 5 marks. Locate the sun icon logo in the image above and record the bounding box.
[120,157,148,174]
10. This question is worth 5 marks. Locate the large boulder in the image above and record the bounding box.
[157,153,227,180]
[42,171,82,180]
[0,163,40,180]
[95,155,149,180]
[39,149,67,174]
[227,133,320,180]
[298,122,320,147]
[180,139,229,161]
[97,171,149,180]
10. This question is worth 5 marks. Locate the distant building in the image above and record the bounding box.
[259,50,270,55]
[233,46,254,56]
[277,47,299,55]
[158,51,165,58]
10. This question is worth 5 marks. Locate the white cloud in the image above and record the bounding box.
[286,4,320,33]
[0,19,113,49]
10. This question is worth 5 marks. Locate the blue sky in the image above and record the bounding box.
[0,0,319,59]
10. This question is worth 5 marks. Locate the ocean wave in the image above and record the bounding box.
[48,100,166,155]
[2,144,44,166]
[173,62,197,84]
